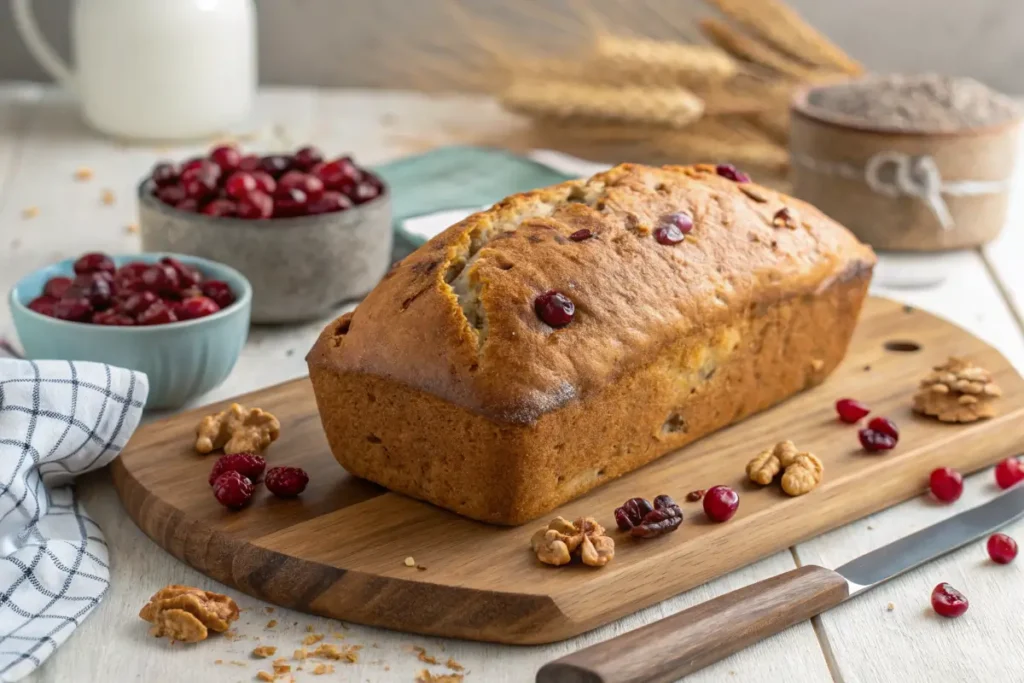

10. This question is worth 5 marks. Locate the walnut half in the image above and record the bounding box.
[531,516,615,568]
[747,441,823,496]
[195,403,281,454]
[139,584,239,643]
[914,357,1001,423]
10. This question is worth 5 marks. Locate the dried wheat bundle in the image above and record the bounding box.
[695,71,797,115]
[501,79,705,128]
[587,35,738,87]
[700,18,831,82]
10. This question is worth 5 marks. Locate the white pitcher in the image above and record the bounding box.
[12,0,257,141]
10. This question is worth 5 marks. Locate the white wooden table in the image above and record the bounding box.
[1,84,1023,683]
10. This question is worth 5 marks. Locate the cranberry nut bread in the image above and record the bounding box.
[307,164,876,525]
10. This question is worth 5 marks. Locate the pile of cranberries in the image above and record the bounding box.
[147,144,383,219]
[208,452,309,509]
[27,251,235,326]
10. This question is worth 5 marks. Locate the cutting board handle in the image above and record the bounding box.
[536,565,849,683]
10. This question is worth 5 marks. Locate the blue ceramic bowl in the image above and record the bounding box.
[8,253,251,410]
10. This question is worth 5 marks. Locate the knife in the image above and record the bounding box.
[537,484,1024,683]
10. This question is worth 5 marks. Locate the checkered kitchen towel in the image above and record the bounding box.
[0,358,148,681]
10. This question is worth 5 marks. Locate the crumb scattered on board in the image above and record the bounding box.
[252,646,276,658]
[125,222,139,234]
[412,646,438,665]
[311,663,334,675]
[22,206,38,219]
[266,619,278,628]
[416,670,464,683]
[256,671,274,682]
[887,602,895,611]
[100,188,115,205]
[404,557,416,567]
[303,633,324,646]
[446,657,465,671]
[74,167,94,181]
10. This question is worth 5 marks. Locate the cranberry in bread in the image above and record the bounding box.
[307,164,876,525]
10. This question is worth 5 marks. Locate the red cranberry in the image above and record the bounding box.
[929,467,963,503]
[159,257,201,288]
[661,212,693,236]
[278,171,324,201]
[71,272,114,310]
[260,155,293,178]
[236,191,273,219]
[995,457,1024,489]
[52,298,92,323]
[150,162,179,187]
[703,485,739,522]
[569,229,593,241]
[715,164,750,183]
[293,145,324,170]
[265,466,309,498]
[139,264,181,296]
[307,190,352,215]
[868,417,899,439]
[250,171,277,195]
[175,198,199,212]
[180,156,210,174]
[273,188,308,218]
[92,310,135,326]
[118,291,158,317]
[534,290,575,327]
[176,296,220,320]
[137,302,178,325]
[200,280,235,308]
[27,296,57,317]
[224,171,258,199]
[209,144,241,173]
[43,276,73,299]
[931,582,968,618]
[155,185,187,206]
[73,252,115,276]
[113,263,150,293]
[201,198,237,217]
[351,181,380,204]
[654,225,685,246]
[859,427,897,452]
[316,158,360,191]
[987,533,1018,564]
[208,452,266,486]
[182,171,218,201]
[212,470,254,509]
[237,154,262,172]
[835,398,870,423]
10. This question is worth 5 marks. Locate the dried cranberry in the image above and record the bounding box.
[658,212,693,243]
[43,276,73,299]
[703,485,739,522]
[160,257,201,289]
[306,190,352,215]
[265,466,309,498]
[51,298,92,323]
[200,198,237,217]
[213,470,254,509]
[987,533,1018,564]
[208,452,266,486]
[92,310,135,326]
[73,252,115,276]
[273,188,309,218]
[931,582,968,618]
[686,489,705,502]
[155,185,187,206]
[224,171,258,199]
[150,162,179,187]
[200,280,235,309]
[209,144,241,174]
[715,164,750,183]
[238,154,262,172]
[176,296,220,320]
[994,457,1024,489]
[175,198,199,212]
[868,417,899,440]
[114,262,150,293]
[140,263,181,296]
[181,160,221,184]
[183,173,219,203]
[27,296,57,317]
[137,302,178,325]
[631,495,684,538]
[250,170,277,195]
[835,398,870,423]
[236,191,274,219]
[293,145,324,170]
[180,156,211,174]
[71,272,114,310]
[534,290,575,327]
[316,158,360,192]
[654,225,686,246]
[859,427,897,452]
[260,155,293,178]
[118,291,159,317]
[277,171,322,199]
[614,497,654,531]
[929,467,963,503]
[351,181,380,204]
[569,229,593,241]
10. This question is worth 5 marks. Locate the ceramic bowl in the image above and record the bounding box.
[137,182,393,323]
[8,253,251,410]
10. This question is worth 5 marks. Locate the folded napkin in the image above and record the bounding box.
[0,359,148,682]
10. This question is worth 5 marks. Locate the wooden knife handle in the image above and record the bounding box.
[536,565,850,683]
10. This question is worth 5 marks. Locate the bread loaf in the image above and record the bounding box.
[307,163,876,525]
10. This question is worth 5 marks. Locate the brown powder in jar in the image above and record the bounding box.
[806,73,1021,132]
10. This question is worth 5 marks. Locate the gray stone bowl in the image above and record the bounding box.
[138,182,392,323]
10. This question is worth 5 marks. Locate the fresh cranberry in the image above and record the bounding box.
[176,296,220,320]
[159,257,201,288]
[868,417,899,439]
[315,158,360,191]
[703,485,739,522]
[265,466,309,497]
[201,198,237,217]
[351,181,380,204]
[92,310,135,326]
[715,164,750,183]
[278,171,324,201]
[260,155,293,178]
[835,398,870,423]
[209,144,241,173]
[139,264,181,296]
[150,162,179,187]
[182,171,218,201]
[238,154,262,172]
[175,198,199,212]
[994,457,1024,489]
[51,298,92,323]
[929,467,964,503]
[306,190,352,215]
[859,427,897,452]
[569,229,593,241]
[73,252,115,276]
[293,145,324,170]
[70,272,114,310]
[208,452,266,486]
[155,185,187,206]
[250,171,277,195]
[534,290,575,327]
[43,276,73,299]
[118,291,158,317]
[224,171,258,199]
[27,296,57,317]
[200,280,235,309]
[273,188,308,218]
[987,533,1018,564]
[236,191,274,219]
[212,470,254,509]
[931,583,968,618]
[137,302,178,325]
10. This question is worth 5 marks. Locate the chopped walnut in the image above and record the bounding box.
[311,663,334,675]
[74,167,94,181]
[413,646,439,665]
[195,402,281,454]
[914,357,1001,423]
[781,452,824,496]
[531,516,615,567]
[416,671,464,683]
[256,671,274,682]
[302,633,324,646]
[446,658,465,672]
[272,659,291,675]
[311,643,360,662]
[747,441,823,496]
[266,619,278,628]
[139,584,239,642]
[252,646,277,658]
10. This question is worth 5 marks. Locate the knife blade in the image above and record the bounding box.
[538,484,1024,683]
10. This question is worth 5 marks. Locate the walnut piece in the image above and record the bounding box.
[139,584,239,643]
[531,516,614,567]
[748,441,823,496]
[914,357,1001,423]
[195,403,281,454]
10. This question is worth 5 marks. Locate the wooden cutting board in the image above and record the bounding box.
[112,297,1024,645]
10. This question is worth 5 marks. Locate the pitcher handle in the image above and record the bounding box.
[11,0,76,91]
